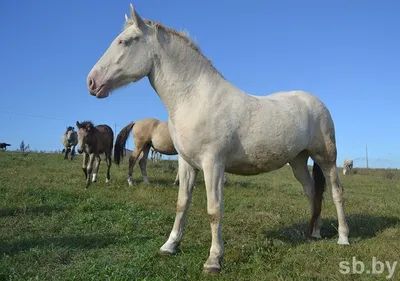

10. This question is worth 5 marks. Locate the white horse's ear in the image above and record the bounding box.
[76,121,80,128]
[125,14,129,22]
[129,3,145,27]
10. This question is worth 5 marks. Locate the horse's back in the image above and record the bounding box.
[96,125,114,148]
[135,118,177,155]
[224,90,335,174]
[255,90,333,131]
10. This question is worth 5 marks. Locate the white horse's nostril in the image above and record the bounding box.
[88,77,96,91]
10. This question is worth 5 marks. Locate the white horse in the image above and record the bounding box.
[86,4,350,273]
[343,159,354,175]
[61,126,78,160]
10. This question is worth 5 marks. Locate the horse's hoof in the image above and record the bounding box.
[203,266,221,274]
[159,249,175,256]
[307,231,322,240]
[159,242,178,255]
[338,237,350,245]
[159,248,177,255]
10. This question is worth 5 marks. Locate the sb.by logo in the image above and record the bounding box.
[339,256,397,280]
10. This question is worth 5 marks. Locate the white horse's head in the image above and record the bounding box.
[87,4,154,98]
[65,126,76,143]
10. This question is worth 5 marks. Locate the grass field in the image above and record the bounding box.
[0,152,399,280]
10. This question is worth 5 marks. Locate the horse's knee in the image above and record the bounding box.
[209,212,221,224]
[207,203,222,222]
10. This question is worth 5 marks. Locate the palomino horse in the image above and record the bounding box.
[0,143,11,152]
[61,126,78,160]
[87,4,350,273]
[114,118,227,186]
[114,118,178,186]
[76,121,114,188]
[343,159,354,175]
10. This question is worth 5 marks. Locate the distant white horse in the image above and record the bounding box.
[61,126,77,160]
[343,159,354,175]
[87,4,349,273]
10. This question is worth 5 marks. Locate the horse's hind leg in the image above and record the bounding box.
[173,171,179,185]
[311,149,350,245]
[92,155,101,183]
[318,161,349,245]
[289,151,322,238]
[105,152,112,183]
[138,144,151,184]
[127,146,144,186]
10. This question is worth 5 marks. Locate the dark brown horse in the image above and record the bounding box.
[0,143,11,152]
[76,121,114,188]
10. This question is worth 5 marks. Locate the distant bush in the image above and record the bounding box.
[384,171,396,180]
[348,168,398,180]
[18,140,30,157]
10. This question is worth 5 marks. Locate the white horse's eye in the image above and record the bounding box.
[119,37,138,46]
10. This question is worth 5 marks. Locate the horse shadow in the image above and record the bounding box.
[0,234,123,256]
[0,233,152,256]
[0,205,70,217]
[149,178,177,187]
[263,214,399,245]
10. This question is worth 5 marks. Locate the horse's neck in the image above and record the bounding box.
[148,35,229,113]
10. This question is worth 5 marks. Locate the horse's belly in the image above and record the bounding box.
[225,139,305,175]
[151,139,178,155]
[226,157,288,175]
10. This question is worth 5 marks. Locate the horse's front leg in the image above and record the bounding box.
[202,158,225,273]
[64,147,68,160]
[85,154,96,188]
[92,155,101,183]
[70,145,76,160]
[160,156,198,254]
[82,153,89,180]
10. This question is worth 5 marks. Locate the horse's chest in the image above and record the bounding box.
[169,127,203,162]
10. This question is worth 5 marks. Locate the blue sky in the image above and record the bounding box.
[1,0,399,168]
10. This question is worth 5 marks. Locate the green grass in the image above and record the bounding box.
[0,152,399,280]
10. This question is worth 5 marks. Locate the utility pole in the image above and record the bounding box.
[366,144,369,169]
[114,122,117,135]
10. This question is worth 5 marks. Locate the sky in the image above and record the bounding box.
[0,0,399,168]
